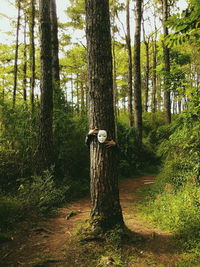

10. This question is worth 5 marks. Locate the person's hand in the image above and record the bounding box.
[88,128,98,135]
[105,140,116,148]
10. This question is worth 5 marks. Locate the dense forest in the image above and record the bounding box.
[0,0,199,266]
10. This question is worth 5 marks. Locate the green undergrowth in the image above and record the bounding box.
[0,169,89,241]
[137,106,200,265]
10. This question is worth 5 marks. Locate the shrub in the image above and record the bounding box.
[142,106,200,252]
[18,170,69,214]
[0,195,24,231]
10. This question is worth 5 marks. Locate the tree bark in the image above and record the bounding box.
[13,0,21,107]
[151,7,158,113]
[152,38,157,112]
[23,13,27,102]
[85,0,124,231]
[144,41,150,112]
[50,0,62,109]
[126,0,133,126]
[112,31,118,124]
[133,0,143,144]
[71,73,74,109]
[76,73,80,113]
[142,19,150,112]
[38,0,54,172]
[29,0,36,113]
[162,0,171,123]
[80,81,85,114]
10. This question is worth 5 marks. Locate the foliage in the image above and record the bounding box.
[0,195,24,232]
[0,170,69,235]
[0,100,39,191]
[117,112,161,177]
[53,109,89,187]
[166,0,200,47]
[141,106,200,253]
[66,0,85,29]
[18,170,69,214]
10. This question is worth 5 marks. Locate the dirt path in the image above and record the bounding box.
[0,176,182,266]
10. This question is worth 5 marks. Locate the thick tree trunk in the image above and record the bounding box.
[162,0,171,123]
[13,0,21,107]
[38,0,54,172]
[133,0,143,144]
[85,0,124,231]
[126,0,133,126]
[29,0,36,113]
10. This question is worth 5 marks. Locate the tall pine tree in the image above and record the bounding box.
[85,0,124,231]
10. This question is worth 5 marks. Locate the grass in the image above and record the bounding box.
[136,177,200,267]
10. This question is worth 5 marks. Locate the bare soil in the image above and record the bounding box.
[0,176,183,266]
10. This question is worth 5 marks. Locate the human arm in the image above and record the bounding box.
[85,128,98,146]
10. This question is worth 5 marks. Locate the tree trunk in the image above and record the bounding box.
[162,0,171,123]
[133,0,143,144]
[38,0,54,172]
[126,0,133,126]
[13,0,21,107]
[76,73,80,113]
[142,20,150,112]
[151,5,158,113]
[178,99,181,113]
[23,13,27,102]
[112,34,118,125]
[144,41,150,112]
[29,0,36,113]
[85,0,124,231]
[50,0,62,109]
[71,73,74,109]
[81,82,85,114]
[152,38,157,112]
[157,76,162,111]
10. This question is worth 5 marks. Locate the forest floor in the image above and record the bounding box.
[0,175,186,267]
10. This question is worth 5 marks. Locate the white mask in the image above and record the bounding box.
[97,130,107,143]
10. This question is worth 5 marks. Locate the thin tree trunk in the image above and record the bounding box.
[23,13,27,102]
[133,0,143,144]
[29,0,36,113]
[162,0,171,123]
[126,0,133,126]
[2,75,5,102]
[71,73,74,109]
[76,73,80,113]
[85,0,124,231]
[152,38,157,112]
[13,0,21,107]
[157,76,162,111]
[144,41,150,112]
[112,35,118,124]
[50,0,62,109]
[142,20,150,112]
[81,82,85,114]
[178,99,181,113]
[151,5,158,113]
[37,0,53,172]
